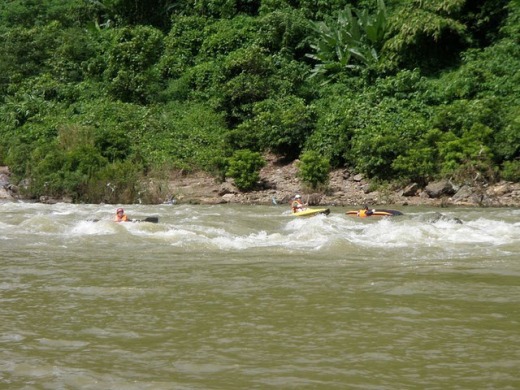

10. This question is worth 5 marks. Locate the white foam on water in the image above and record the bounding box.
[210,230,289,250]
[114,208,520,255]
[69,220,119,236]
[160,224,300,251]
[2,204,519,257]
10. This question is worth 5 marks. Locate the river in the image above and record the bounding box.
[1,202,519,389]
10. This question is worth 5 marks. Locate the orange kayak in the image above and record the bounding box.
[346,209,403,218]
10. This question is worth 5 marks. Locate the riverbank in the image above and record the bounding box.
[161,155,520,207]
[2,159,520,207]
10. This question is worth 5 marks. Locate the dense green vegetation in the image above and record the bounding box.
[0,0,518,203]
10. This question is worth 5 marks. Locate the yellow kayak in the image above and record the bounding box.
[292,208,330,217]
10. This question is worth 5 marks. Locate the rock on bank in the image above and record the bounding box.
[161,157,520,208]
[1,161,519,207]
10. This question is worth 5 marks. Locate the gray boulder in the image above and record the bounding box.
[418,212,463,224]
[401,183,420,197]
[425,180,456,198]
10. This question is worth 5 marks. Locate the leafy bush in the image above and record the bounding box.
[27,142,66,197]
[493,114,520,162]
[178,61,225,102]
[220,46,275,123]
[392,129,443,184]
[383,1,469,73]
[501,160,520,182]
[437,123,495,181]
[199,16,257,60]
[226,150,265,191]
[305,83,359,167]
[256,9,312,57]
[94,127,132,163]
[0,22,61,84]
[0,0,98,28]
[431,98,502,137]
[86,160,142,204]
[297,150,330,190]
[254,96,315,158]
[140,101,228,170]
[104,26,164,103]
[159,15,207,78]
[348,101,428,180]
[306,0,388,80]
[24,141,108,200]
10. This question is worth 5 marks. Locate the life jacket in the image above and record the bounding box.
[292,199,303,213]
[357,209,369,217]
[357,209,372,218]
[114,214,128,222]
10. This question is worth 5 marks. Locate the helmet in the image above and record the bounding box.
[117,208,124,213]
[295,194,301,199]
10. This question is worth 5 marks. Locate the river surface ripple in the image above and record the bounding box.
[1,203,519,389]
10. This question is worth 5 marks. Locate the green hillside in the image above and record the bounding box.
[0,0,518,203]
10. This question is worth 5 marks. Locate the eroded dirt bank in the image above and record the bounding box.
[1,159,519,207]
[158,155,520,208]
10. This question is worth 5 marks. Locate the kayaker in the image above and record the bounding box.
[357,205,374,218]
[114,207,129,222]
[292,194,307,213]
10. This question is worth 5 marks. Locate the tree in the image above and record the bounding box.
[229,96,314,159]
[88,0,175,30]
[227,149,265,191]
[383,0,482,73]
[306,0,388,80]
[104,25,164,103]
[297,150,330,190]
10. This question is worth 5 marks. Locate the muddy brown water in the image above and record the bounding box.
[1,202,519,388]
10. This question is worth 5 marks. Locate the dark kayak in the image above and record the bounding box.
[90,216,159,223]
[132,216,159,223]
